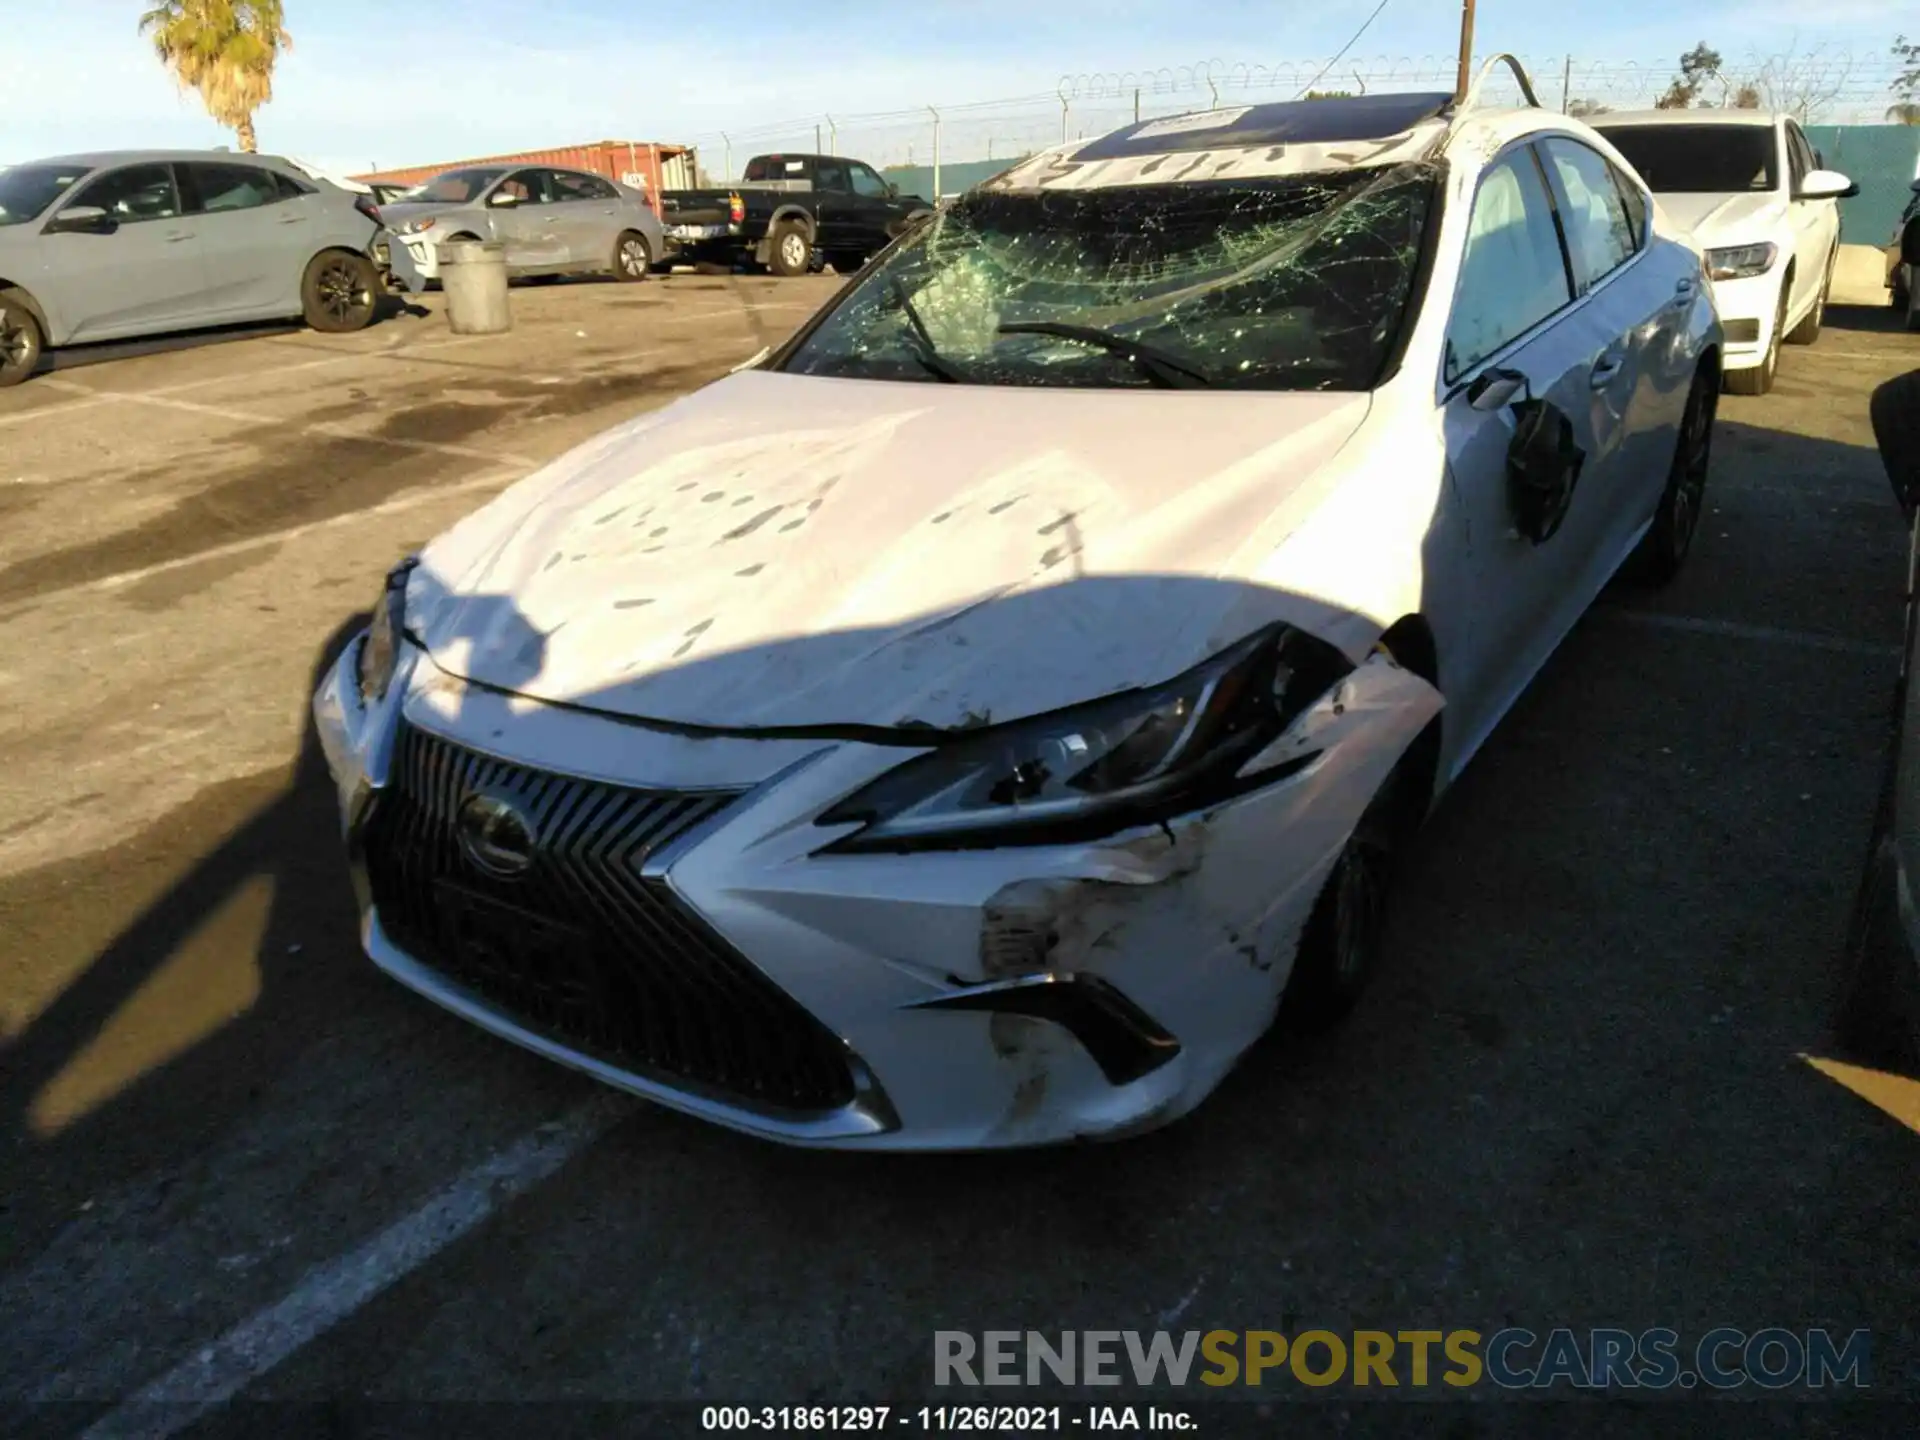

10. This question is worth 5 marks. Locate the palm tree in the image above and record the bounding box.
[1889,102,1920,125]
[138,2,292,154]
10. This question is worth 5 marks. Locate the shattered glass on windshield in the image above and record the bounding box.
[779,164,1436,392]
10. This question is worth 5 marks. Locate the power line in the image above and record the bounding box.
[1296,0,1396,98]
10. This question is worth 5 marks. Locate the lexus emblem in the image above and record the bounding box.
[456,792,536,877]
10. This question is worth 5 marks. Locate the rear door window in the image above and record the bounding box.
[552,171,617,202]
[183,162,283,213]
[1445,147,1575,379]
[1540,137,1638,293]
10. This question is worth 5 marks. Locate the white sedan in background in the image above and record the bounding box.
[1592,109,1855,395]
[317,70,1721,1150]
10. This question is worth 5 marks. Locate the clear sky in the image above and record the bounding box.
[0,0,1910,174]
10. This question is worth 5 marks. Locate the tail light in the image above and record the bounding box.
[354,194,382,226]
[729,194,744,224]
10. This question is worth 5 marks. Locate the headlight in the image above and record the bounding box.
[400,216,436,236]
[1705,243,1777,281]
[355,559,415,706]
[816,624,1351,852]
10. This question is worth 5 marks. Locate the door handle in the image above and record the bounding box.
[164,230,195,243]
[1590,351,1625,388]
[1666,277,1696,311]
[278,214,307,224]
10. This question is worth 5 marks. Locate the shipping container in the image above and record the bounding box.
[352,141,693,216]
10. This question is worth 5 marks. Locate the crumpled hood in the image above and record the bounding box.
[410,370,1373,731]
[1654,192,1785,248]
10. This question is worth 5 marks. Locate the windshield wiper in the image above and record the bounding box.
[994,321,1213,388]
[888,277,964,383]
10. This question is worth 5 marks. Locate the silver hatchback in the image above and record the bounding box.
[0,150,386,386]
[380,164,665,292]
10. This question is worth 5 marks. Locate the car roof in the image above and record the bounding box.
[1587,109,1781,129]
[23,149,300,169]
[988,93,1621,193]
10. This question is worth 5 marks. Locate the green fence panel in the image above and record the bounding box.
[1804,125,1920,247]
[880,156,1031,201]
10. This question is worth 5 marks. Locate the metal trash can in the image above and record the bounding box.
[439,239,511,335]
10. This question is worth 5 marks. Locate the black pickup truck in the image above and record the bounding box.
[660,153,933,276]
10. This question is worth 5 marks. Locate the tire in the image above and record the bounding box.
[1874,371,1920,513]
[301,250,378,334]
[612,229,651,283]
[826,249,868,275]
[1835,750,1920,1070]
[1724,281,1787,395]
[1907,281,1920,335]
[0,293,43,388]
[1783,254,1831,345]
[1628,363,1717,585]
[767,221,812,277]
[1278,748,1423,1032]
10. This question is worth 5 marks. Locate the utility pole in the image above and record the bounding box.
[1560,55,1572,112]
[929,107,942,200]
[1134,87,1141,123]
[815,123,822,153]
[1454,0,1476,100]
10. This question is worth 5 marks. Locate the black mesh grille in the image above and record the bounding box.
[362,723,857,1113]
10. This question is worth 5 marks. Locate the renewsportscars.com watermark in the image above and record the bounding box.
[934,1328,1872,1391]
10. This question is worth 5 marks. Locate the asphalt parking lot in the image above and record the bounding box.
[2,277,1918,1432]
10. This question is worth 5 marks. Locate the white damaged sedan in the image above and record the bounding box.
[316,76,1721,1149]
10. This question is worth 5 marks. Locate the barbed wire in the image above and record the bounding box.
[675,51,1914,179]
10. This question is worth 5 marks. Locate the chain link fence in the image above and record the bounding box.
[679,51,1914,185]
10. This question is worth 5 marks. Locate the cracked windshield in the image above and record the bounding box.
[780,165,1435,391]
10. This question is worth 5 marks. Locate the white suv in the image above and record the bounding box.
[1592,110,1856,395]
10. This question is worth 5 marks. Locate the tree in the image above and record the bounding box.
[1655,42,1723,109]
[1891,34,1920,123]
[138,1,291,154]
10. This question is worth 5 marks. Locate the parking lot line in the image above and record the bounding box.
[35,380,533,468]
[76,1093,630,1439]
[1604,608,1899,658]
[23,465,529,606]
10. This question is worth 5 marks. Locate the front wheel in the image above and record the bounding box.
[0,294,43,387]
[1784,255,1831,345]
[1725,283,1787,396]
[613,229,652,283]
[1629,364,1717,585]
[1278,754,1423,1032]
[301,251,378,333]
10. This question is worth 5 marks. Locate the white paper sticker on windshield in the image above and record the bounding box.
[1133,107,1252,139]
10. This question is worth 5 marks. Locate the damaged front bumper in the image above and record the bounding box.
[314,642,1440,1150]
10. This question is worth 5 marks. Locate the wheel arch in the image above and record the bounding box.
[1374,613,1444,823]
[767,204,816,241]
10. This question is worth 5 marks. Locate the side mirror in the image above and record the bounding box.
[1796,168,1858,202]
[488,191,520,208]
[44,204,115,236]
[885,181,899,198]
